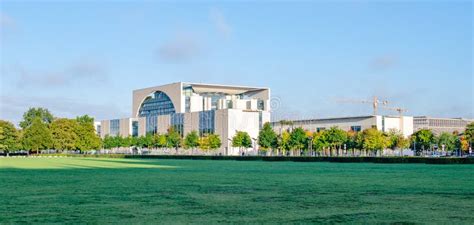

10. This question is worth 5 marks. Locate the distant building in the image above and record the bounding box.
[413,116,473,135]
[271,115,414,137]
[98,82,271,155]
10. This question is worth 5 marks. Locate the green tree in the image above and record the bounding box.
[278,131,291,156]
[289,127,307,156]
[20,107,54,129]
[166,128,182,153]
[258,123,278,155]
[184,131,199,153]
[232,131,252,155]
[361,128,388,156]
[324,127,348,156]
[437,132,457,152]
[207,134,222,151]
[312,131,329,156]
[0,120,20,155]
[386,129,410,156]
[102,135,114,149]
[50,118,79,151]
[411,129,435,154]
[75,115,101,151]
[22,117,53,154]
[464,122,474,148]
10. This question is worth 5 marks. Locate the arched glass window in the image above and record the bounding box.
[139,91,176,134]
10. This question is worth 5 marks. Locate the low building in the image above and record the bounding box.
[413,116,473,135]
[99,82,271,155]
[271,115,414,137]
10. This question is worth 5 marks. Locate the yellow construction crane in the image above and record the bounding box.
[336,96,388,115]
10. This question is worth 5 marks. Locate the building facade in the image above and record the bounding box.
[99,82,271,155]
[271,115,414,137]
[413,116,473,135]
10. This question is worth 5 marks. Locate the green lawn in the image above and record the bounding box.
[1,157,473,223]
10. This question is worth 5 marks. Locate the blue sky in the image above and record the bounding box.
[0,1,472,125]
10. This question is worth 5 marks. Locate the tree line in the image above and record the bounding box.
[256,122,474,156]
[1,107,473,156]
[102,130,222,154]
[0,108,100,155]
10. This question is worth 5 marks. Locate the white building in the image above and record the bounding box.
[413,116,473,135]
[99,82,271,155]
[271,115,414,137]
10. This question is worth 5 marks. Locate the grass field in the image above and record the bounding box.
[1,157,473,223]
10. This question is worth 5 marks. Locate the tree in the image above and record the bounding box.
[153,134,167,149]
[411,129,434,154]
[50,118,79,151]
[437,132,457,152]
[166,128,182,153]
[22,117,53,154]
[199,134,222,153]
[207,134,222,151]
[289,127,307,156]
[312,131,329,156]
[258,123,278,155]
[20,107,54,129]
[75,115,101,151]
[0,120,20,155]
[465,122,474,141]
[324,127,348,156]
[278,131,291,156]
[232,131,252,155]
[184,131,199,153]
[386,129,410,156]
[360,128,388,156]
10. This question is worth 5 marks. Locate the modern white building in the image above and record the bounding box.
[271,115,414,137]
[413,116,473,135]
[99,82,271,155]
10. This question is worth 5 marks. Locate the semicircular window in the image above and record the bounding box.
[139,91,176,134]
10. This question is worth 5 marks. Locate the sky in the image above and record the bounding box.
[0,0,472,125]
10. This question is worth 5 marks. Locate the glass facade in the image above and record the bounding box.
[138,91,176,134]
[171,113,184,136]
[199,110,215,136]
[110,119,120,136]
[132,121,138,137]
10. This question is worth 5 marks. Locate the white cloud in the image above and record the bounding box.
[0,12,16,30]
[370,54,399,71]
[10,60,108,88]
[210,7,232,38]
[156,32,201,63]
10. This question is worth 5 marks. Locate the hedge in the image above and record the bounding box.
[29,154,474,164]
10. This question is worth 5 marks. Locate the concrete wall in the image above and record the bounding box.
[100,120,110,139]
[138,117,146,136]
[119,118,131,137]
[226,109,260,155]
[183,112,199,136]
[157,114,171,134]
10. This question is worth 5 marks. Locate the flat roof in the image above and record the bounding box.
[134,82,268,94]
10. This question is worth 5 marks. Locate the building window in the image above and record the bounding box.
[259,111,263,130]
[199,110,215,136]
[132,121,138,137]
[350,126,361,132]
[246,101,251,110]
[171,113,184,137]
[96,125,101,137]
[138,91,176,135]
[257,99,265,110]
[110,119,120,136]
